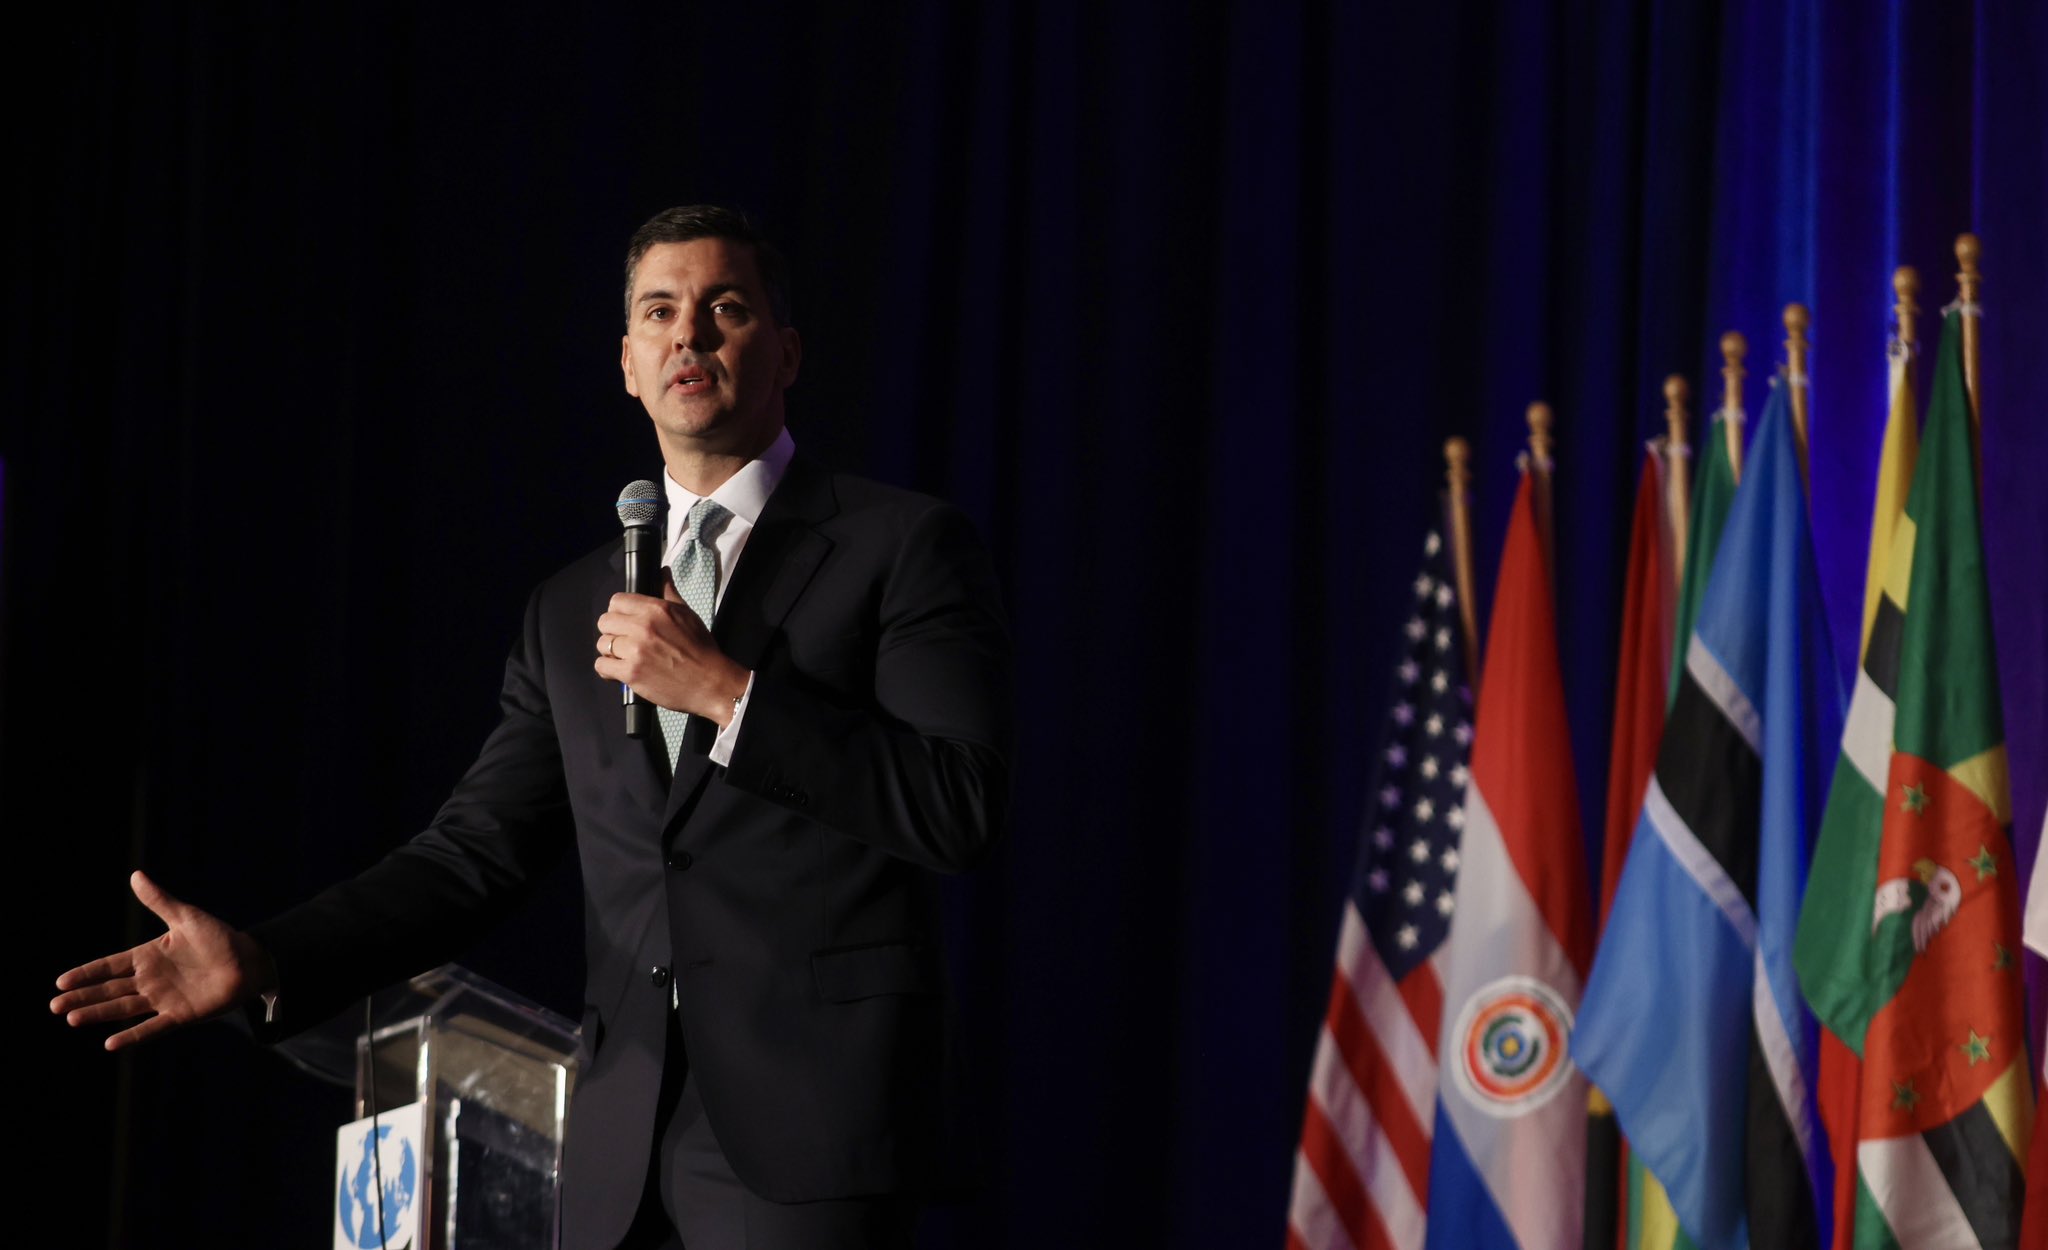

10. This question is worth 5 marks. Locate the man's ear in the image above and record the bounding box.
[621,335,640,398]
[778,326,802,388]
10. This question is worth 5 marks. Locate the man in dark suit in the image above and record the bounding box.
[52,205,1012,1249]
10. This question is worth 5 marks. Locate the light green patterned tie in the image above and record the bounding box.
[659,497,730,767]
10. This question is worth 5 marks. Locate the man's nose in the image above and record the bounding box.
[676,310,719,351]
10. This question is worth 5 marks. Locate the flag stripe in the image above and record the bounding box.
[1750,947,1818,1169]
[1422,1102,1526,1250]
[1315,1072,1424,1250]
[1299,1091,1413,1250]
[1857,343,1919,653]
[1642,775,1758,948]
[1395,964,1443,1064]
[1855,1134,1981,1250]
[1863,594,1905,700]
[1326,979,1434,1198]
[1336,906,1439,1131]
[1839,668,1896,795]
[1879,514,1917,617]
[1848,1178,1906,1250]
[1920,1095,2025,1248]
[1745,1030,1821,1248]
[1686,635,1762,751]
[1657,673,1765,911]
[1290,1138,1367,1250]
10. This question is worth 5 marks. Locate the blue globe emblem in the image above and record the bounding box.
[337,1124,418,1248]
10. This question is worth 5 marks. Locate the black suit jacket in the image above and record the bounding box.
[252,455,1011,1248]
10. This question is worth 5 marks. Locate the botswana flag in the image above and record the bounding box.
[1572,380,1840,1249]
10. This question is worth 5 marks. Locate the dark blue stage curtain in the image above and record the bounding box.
[6,3,2042,1247]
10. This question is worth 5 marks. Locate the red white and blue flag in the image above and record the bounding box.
[1289,525,1476,1250]
[1423,464,1592,1249]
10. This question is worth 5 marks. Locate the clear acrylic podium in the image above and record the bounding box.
[282,965,580,1249]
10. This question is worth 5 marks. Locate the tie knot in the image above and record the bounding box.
[682,498,730,545]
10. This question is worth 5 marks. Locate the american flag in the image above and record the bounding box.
[1289,526,1474,1250]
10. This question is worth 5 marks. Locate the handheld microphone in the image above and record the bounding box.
[616,480,662,737]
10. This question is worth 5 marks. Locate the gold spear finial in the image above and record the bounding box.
[1663,375,1691,445]
[1719,330,1747,483]
[1526,401,1554,466]
[1893,265,1920,351]
[1784,303,1812,485]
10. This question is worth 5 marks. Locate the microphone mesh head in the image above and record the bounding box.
[616,480,660,528]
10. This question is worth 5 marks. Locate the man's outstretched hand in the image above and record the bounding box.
[51,870,276,1051]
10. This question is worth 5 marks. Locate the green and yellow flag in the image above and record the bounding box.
[1793,310,2031,1247]
[1665,409,1741,710]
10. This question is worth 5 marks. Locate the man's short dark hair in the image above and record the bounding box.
[622,205,793,326]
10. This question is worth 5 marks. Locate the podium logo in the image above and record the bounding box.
[336,1123,418,1249]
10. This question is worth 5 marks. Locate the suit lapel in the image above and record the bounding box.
[660,454,838,830]
[713,454,837,671]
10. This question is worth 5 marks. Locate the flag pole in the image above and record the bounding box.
[1663,375,1692,586]
[1784,303,1812,487]
[1526,401,1556,584]
[1719,331,1747,484]
[1893,265,1921,355]
[1894,264,1922,480]
[1955,234,1982,430]
[1444,437,1482,685]
[1954,234,1984,494]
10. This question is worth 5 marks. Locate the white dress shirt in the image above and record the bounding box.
[661,427,795,766]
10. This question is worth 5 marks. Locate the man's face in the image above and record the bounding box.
[620,238,801,465]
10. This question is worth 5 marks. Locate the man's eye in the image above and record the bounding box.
[647,306,672,321]
[714,301,747,318]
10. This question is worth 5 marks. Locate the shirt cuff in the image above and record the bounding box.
[708,673,755,767]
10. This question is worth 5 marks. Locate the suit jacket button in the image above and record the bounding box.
[649,965,671,989]
[667,851,693,871]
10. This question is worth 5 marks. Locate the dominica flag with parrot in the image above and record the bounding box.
[1792,308,2031,1247]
